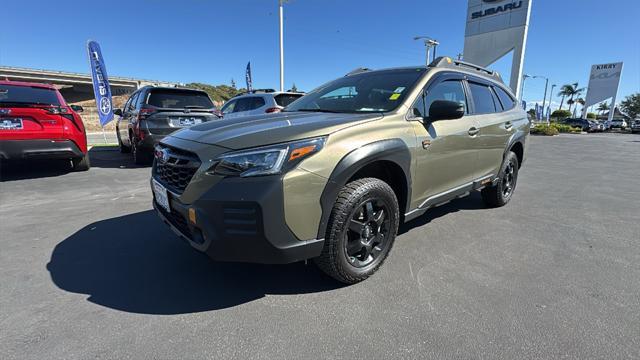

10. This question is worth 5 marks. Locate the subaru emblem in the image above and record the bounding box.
[161,148,171,163]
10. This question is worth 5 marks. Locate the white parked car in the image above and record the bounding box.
[610,119,627,130]
[220,90,304,119]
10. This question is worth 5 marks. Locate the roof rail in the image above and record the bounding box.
[345,67,372,76]
[429,56,503,83]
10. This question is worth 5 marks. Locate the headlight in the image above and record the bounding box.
[208,137,326,177]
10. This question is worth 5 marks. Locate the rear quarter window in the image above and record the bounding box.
[275,94,303,107]
[494,86,516,110]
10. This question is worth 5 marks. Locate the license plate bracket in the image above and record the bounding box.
[0,118,23,130]
[153,179,171,212]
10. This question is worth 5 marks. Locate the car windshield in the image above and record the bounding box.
[146,89,214,109]
[285,68,425,113]
[0,84,61,106]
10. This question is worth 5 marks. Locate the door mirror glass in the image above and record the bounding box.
[70,105,83,113]
[113,108,123,116]
[428,100,465,121]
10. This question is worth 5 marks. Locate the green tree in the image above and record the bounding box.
[620,93,640,119]
[185,83,244,104]
[587,112,596,119]
[558,83,584,112]
[551,109,572,119]
[597,101,610,115]
[290,83,298,92]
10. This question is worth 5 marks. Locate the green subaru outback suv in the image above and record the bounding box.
[151,57,529,283]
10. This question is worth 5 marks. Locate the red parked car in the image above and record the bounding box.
[0,80,90,170]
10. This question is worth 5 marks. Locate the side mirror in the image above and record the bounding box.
[428,100,465,121]
[70,105,83,113]
[113,108,123,116]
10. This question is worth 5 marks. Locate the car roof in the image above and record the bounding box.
[0,80,58,90]
[231,91,304,99]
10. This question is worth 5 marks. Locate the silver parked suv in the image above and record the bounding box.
[220,89,304,119]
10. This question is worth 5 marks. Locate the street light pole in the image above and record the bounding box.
[520,74,530,104]
[548,84,556,120]
[278,0,284,92]
[414,36,439,65]
[532,75,549,122]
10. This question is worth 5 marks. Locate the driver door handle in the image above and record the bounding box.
[505,121,513,130]
[468,127,480,136]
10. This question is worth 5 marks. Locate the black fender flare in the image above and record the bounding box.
[504,130,527,164]
[316,138,412,239]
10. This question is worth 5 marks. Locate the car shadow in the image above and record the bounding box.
[88,147,151,169]
[0,159,74,182]
[0,147,148,181]
[46,210,343,315]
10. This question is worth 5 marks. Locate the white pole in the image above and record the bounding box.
[608,95,617,123]
[279,0,284,92]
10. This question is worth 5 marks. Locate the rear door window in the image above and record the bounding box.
[469,82,497,114]
[146,89,214,109]
[0,85,61,106]
[275,94,303,107]
[234,97,265,112]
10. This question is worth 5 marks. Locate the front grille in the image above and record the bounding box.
[153,144,201,194]
[222,203,261,237]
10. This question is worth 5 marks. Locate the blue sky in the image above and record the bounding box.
[1,0,638,111]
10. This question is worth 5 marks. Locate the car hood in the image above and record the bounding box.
[169,111,383,149]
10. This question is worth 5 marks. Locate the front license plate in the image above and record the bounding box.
[0,118,23,130]
[153,179,170,212]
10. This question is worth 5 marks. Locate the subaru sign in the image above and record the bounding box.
[87,40,114,127]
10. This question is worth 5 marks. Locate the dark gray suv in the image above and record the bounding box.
[115,86,219,164]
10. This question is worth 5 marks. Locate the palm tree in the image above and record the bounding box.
[558,83,584,112]
[597,102,610,115]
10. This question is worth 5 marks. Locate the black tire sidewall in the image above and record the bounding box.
[497,152,519,203]
[330,179,399,281]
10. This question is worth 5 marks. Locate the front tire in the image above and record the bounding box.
[315,178,399,284]
[481,151,519,208]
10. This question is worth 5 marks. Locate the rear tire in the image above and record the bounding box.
[72,154,91,171]
[481,151,519,208]
[315,178,399,284]
[131,137,151,165]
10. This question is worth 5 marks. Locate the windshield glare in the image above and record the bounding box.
[285,68,425,113]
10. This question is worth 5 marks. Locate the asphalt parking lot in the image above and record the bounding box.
[1,133,639,359]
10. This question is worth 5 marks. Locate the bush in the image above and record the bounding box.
[551,110,572,119]
[587,112,597,119]
[550,123,579,133]
[530,124,559,136]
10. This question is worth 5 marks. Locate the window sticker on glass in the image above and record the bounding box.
[393,87,405,94]
[389,93,401,100]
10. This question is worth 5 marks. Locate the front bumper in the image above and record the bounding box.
[0,139,84,160]
[152,174,325,264]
